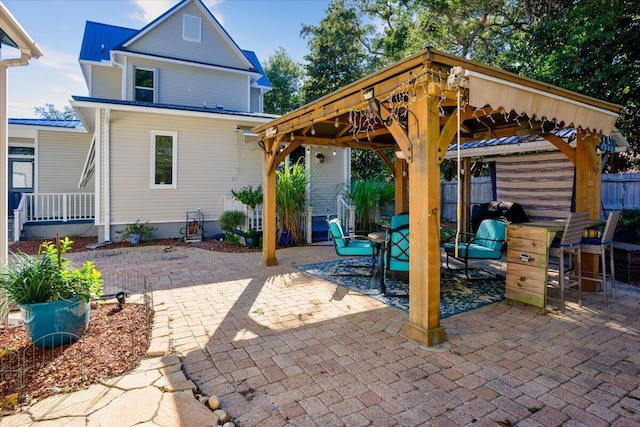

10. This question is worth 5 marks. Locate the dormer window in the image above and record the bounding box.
[134,67,155,102]
[183,14,201,43]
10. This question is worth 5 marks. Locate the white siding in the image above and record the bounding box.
[37,131,93,193]
[91,66,121,99]
[126,57,248,110]
[250,87,259,113]
[126,2,247,69]
[308,147,346,215]
[107,111,264,225]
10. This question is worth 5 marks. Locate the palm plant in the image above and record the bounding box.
[349,179,395,232]
[276,160,309,245]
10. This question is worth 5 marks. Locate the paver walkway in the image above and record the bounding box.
[1,243,639,426]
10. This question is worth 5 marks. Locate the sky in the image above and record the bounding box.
[2,0,331,118]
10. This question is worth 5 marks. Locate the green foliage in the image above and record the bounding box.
[301,0,374,103]
[616,209,640,235]
[349,179,395,231]
[276,160,310,245]
[220,210,246,233]
[116,220,157,242]
[263,47,304,115]
[231,185,263,209]
[351,149,393,182]
[0,237,103,305]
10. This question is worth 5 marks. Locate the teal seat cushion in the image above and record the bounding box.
[444,242,502,259]
[336,239,376,256]
[474,219,506,251]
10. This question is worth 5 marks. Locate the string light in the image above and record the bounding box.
[335,117,340,128]
[333,149,337,156]
[311,125,316,135]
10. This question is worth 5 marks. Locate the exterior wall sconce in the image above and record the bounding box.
[315,153,325,163]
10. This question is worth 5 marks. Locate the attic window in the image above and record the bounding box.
[183,14,201,43]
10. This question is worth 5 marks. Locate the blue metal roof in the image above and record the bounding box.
[79,21,136,62]
[71,96,276,120]
[243,50,271,88]
[447,128,576,152]
[8,118,83,128]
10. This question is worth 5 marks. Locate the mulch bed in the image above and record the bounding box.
[0,303,152,414]
[8,236,262,256]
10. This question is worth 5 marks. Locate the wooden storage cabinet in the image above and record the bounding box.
[505,224,556,313]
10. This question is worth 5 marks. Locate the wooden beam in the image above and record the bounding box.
[395,158,408,213]
[542,133,576,165]
[268,138,301,175]
[404,89,446,347]
[575,129,601,291]
[376,150,394,174]
[437,105,475,163]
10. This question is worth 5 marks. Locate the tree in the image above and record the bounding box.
[507,0,640,171]
[263,47,304,115]
[34,103,77,120]
[300,0,374,103]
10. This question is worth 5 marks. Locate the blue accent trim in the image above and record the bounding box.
[26,219,94,226]
[8,119,83,128]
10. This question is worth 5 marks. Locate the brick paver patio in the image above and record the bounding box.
[4,243,639,426]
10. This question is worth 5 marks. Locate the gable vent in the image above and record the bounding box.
[183,14,201,43]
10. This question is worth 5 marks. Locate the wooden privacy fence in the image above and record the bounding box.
[441,173,640,222]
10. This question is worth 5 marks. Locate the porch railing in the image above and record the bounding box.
[13,193,95,241]
[337,194,356,234]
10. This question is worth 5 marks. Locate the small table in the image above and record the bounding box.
[368,231,387,293]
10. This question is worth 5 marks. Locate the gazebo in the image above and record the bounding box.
[253,47,623,347]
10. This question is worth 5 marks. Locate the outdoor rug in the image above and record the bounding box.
[296,258,505,318]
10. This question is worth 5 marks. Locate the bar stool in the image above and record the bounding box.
[549,211,589,313]
[581,211,621,306]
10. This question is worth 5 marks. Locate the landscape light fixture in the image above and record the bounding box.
[257,140,272,154]
[116,292,126,309]
[315,153,325,163]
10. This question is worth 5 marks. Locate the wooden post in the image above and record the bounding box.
[395,158,408,213]
[404,85,445,347]
[262,140,278,266]
[575,129,602,291]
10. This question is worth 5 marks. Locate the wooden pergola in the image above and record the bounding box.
[253,47,622,347]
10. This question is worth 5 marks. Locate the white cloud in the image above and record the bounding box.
[129,0,225,25]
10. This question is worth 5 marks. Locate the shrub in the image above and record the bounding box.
[116,220,157,242]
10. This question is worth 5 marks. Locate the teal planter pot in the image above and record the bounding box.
[19,297,91,349]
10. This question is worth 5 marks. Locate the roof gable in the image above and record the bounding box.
[121,0,254,71]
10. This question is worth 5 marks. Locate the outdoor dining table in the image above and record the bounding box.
[505,219,603,313]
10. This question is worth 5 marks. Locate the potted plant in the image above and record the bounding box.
[116,220,157,244]
[244,228,260,248]
[0,236,103,348]
[276,160,309,246]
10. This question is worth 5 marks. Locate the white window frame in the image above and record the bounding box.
[183,14,201,43]
[134,66,156,103]
[150,131,178,189]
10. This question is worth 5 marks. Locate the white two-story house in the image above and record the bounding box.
[9,0,350,244]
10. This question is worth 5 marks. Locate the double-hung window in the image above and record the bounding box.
[135,67,155,102]
[151,131,177,188]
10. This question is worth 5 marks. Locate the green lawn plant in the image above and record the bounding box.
[0,236,103,305]
[116,220,157,243]
[349,179,395,232]
[276,160,309,245]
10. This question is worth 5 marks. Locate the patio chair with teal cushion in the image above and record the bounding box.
[328,218,379,276]
[444,219,507,279]
[382,213,410,296]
